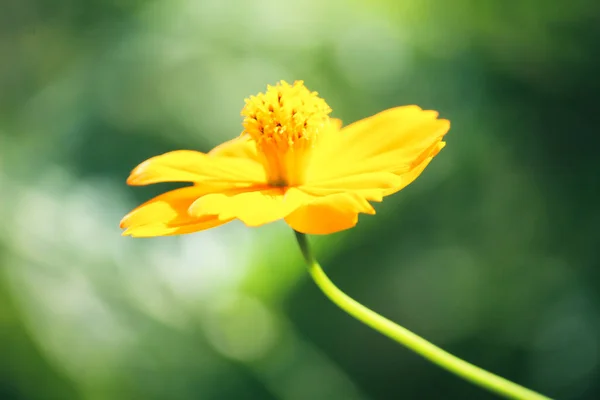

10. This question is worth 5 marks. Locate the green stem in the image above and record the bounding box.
[294,231,551,400]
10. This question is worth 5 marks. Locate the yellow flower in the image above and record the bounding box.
[120,80,450,237]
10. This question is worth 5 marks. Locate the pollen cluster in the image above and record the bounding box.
[241,80,332,147]
[241,80,333,187]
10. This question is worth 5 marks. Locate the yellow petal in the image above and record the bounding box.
[121,186,202,228]
[208,135,260,161]
[300,186,385,202]
[284,193,375,235]
[122,217,230,238]
[383,141,446,196]
[120,186,231,237]
[339,106,440,157]
[127,150,266,186]
[188,187,310,227]
[302,171,402,201]
[308,106,449,182]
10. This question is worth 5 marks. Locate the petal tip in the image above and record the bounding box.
[126,161,150,186]
[125,175,138,186]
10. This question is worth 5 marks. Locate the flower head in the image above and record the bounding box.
[241,81,331,187]
[120,80,450,236]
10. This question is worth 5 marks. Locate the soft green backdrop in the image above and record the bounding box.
[1,0,599,399]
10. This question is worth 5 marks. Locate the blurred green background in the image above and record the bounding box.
[1,0,599,399]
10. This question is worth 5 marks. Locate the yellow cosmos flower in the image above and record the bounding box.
[118,82,553,400]
[120,80,450,237]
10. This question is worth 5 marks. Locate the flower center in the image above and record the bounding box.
[241,80,332,187]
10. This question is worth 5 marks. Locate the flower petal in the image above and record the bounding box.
[284,192,375,235]
[208,135,260,161]
[188,187,310,227]
[122,216,229,238]
[120,186,231,237]
[308,106,449,182]
[127,149,266,186]
[384,141,446,196]
[301,171,402,201]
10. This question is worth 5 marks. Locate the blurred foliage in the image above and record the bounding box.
[1,0,599,399]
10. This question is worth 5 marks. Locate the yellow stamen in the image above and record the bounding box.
[241,80,332,187]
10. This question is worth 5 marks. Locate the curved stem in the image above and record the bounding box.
[294,231,551,400]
